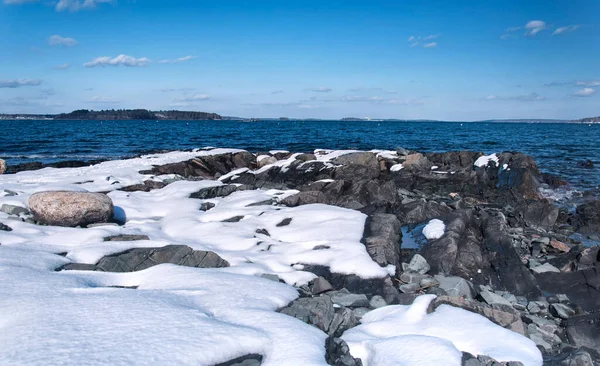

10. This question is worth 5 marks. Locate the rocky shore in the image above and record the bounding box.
[0,148,598,366]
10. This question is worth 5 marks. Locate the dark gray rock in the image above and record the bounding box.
[434,275,474,299]
[566,313,600,352]
[280,191,327,207]
[516,200,559,231]
[544,349,595,366]
[396,200,452,225]
[222,216,245,223]
[276,218,292,227]
[93,245,229,272]
[575,200,600,234]
[0,204,29,216]
[0,222,12,231]
[103,235,150,242]
[325,337,363,366]
[536,267,600,312]
[550,303,576,319]
[214,354,263,366]
[330,292,369,308]
[279,295,335,333]
[190,184,238,199]
[311,276,334,295]
[199,202,215,211]
[361,214,401,272]
[329,307,358,337]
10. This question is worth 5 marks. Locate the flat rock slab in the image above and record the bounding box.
[28,191,114,227]
[62,245,229,272]
[536,267,600,312]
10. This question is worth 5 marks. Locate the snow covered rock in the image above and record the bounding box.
[28,191,114,227]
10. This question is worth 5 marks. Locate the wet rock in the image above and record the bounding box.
[94,245,229,272]
[28,191,114,227]
[362,214,401,271]
[325,337,363,366]
[575,200,600,234]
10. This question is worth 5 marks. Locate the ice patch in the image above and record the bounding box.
[422,219,445,240]
[342,295,542,366]
[474,153,499,168]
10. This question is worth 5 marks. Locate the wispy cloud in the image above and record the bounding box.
[576,80,600,87]
[544,80,572,87]
[305,87,332,93]
[4,0,114,12]
[157,55,196,64]
[158,87,196,92]
[87,96,121,103]
[572,88,595,97]
[341,95,425,105]
[55,0,113,12]
[553,25,581,35]
[48,34,78,46]
[271,90,284,94]
[53,63,71,70]
[525,20,547,36]
[485,92,546,102]
[83,54,151,67]
[173,94,210,102]
[0,79,42,88]
[408,34,440,48]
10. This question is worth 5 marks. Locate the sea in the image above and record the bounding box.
[1,120,598,203]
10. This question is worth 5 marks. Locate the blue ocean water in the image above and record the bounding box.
[1,120,598,195]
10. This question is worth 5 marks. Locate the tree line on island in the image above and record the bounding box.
[54,109,222,120]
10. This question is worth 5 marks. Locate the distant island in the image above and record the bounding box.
[54,109,222,120]
[578,116,600,123]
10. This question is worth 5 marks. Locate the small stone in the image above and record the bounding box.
[434,275,474,299]
[549,303,576,319]
[276,218,292,227]
[369,295,387,309]
[502,292,518,304]
[531,262,561,274]
[0,222,12,231]
[199,202,215,211]
[0,204,29,216]
[330,292,369,308]
[312,277,333,295]
[406,254,430,274]
[399,283,421,294]
[479,290,513,307]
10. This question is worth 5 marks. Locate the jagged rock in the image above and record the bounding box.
[0,204,29,216]
[214,354,263,366]
[544,349,595,366]
[120,180,167,192]
[325,337,363,366]
[190,184,238,199]
[279,295,335,333]
[575,200,600,234]
[328,308,358,337]
[516,200,559,231]
[495,152,543,200]
[531,263,561,274]
[550,303,576,319]
[28,191,114,227]
[199,202,216,211]
[93,245,229,272]
[330,291,369,308]
[0,159,6,174]
[536,268,600,312]
[479,289,513,307]
[332,152,378,168]
[396,200,452,224]
[311,276,333,295]
[280,191,327,207]
[428,296,526,335]
[362,214,401,271]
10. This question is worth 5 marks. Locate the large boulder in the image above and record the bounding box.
[28,191,114,227]
[495,152,543,200]
[421,210,540,298]
[574,200,600,234]
[535,267,600,312]
[515,200,560,231]
[361,214,402,271]
[0,158,6,174]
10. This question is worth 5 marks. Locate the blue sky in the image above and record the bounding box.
[1,0,599,120]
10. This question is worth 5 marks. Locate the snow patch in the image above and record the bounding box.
[422,219,445,240]
[474,153,499,168]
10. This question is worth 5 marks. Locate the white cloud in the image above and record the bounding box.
[525,20,547,36]
[423,42,437,48]
[573,88,595,97]
[83,54,151,67]
[158,56,196,64]
[158,87,196,92]
[553,25,580,35]
[55,0,113,12]
[305,87,332,93]
[173,94,210,102]
[485,92,546,101]
[408,36,416,42]
[409,34,440,48]
[342,96,385,102]
[53,63,71,70]
[0,79,42,88]
[87,96,121,103]
[48,34,78,46]
[575,80,600,87]
[424,34,440,40]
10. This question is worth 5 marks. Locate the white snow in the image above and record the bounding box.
[422,219,445,240]
[474,153,499,168]
[430,165,439,170]
[390,164,404,172]
[0,149,544,366]
[342,295,542,366]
